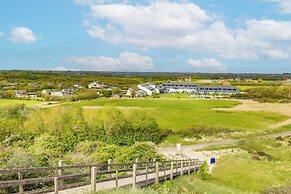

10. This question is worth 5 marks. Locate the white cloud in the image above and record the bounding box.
[186,58,227,72]
[54,66,71,71]
[66,52,154,71]
[78,1,291,60]
[41,66,78,71]
[267,0,291,14]
[0,31,4,37]
[10,27,39,44]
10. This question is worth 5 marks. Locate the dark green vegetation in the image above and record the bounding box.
[1,70,291,102]
[233,86,291,103]
[0,104,162,169]
[96,137,291,194]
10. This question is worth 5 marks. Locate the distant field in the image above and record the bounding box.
[236,85,264,91]
[0,99,42,107]
[148,93,190,99]
[78,99,288,131]
[77,98,240,109]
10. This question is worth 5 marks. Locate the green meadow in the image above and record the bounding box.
[78,99,288,131]
[0,99,42,107]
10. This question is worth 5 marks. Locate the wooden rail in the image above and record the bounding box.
[0,159,202,194]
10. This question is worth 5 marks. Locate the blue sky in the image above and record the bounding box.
[0,0,291,73]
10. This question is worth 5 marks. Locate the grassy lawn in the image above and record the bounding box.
[79,98,288,132]
[0,99,42,107]
[147,93,190,99]
[77,98,241,109]
[212,154,290,193]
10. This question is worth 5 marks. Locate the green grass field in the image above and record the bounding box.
[78,99,288,131]
[147,93,190,99]
[0,99,42,107]
[236,86,265,91]
[77,98,241,109]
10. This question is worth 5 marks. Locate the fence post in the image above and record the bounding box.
[132,163,137,187]
[115,170,119,188]
[155,162,159,183]
[164,163,166,181]
[188,160,191,175]
[170,161,174,180]
[180,160,183,176]
[54,177,58,194]
[108,159,112,178]
[58,160,64,186]
[135,158,139,163]
[91,166,97,192]
[18,172,24,193]
[145,165,148,186]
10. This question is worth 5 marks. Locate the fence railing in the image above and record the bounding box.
[0,159,202,194]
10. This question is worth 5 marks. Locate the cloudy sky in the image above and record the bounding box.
[0,0,291,73]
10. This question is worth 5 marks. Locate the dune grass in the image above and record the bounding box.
[0,99,42,107]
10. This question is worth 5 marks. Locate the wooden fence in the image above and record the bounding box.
[0,159,202,194]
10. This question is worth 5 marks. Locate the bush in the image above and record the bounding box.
[102,106,162,145]
[28,134,66,166]
[75,141,103,155]
[199,162,211,181]
[176,125,238,138]
[5,150,37,168]
[114,142,162,163]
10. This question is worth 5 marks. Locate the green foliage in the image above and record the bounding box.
[199,162,211,181]
[176,125,239,138]
[28,134,66,166]
[4,149,37,169]
[232,86,291,103]
[75,140,102,154]
[102,106,162,145]
[23,106,88,151]
[152,93,160,98]
[0,104,163,168]
[114,142,162,163]
[92,144,119,164]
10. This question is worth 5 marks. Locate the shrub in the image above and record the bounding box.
[75,141,103,155]
[5,150,37,168]
[199,162,211,181]
[102,106,162,145]
[28,134,66,166]
[114,142,162,163]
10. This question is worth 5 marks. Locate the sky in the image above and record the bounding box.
[0,0,291,73]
